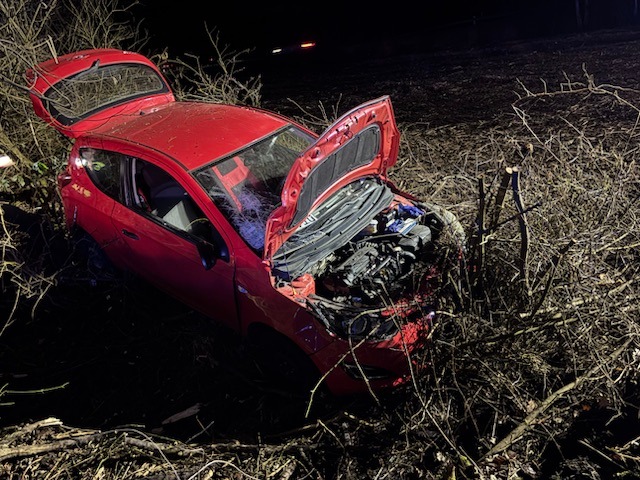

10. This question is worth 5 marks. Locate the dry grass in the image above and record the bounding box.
[384,69,640,478]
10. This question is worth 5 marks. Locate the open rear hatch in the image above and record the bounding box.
[26,49,174,138]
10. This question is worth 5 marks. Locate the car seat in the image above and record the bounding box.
[139,162,201,233]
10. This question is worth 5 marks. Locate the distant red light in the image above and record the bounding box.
[300,42,316,49]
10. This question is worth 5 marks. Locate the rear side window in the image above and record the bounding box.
[80,148,122,200]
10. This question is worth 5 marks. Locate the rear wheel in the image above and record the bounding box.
[70,230,118,284]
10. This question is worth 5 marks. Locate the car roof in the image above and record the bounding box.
[92,101,293,171]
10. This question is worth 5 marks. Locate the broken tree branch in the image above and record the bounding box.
[510,167,531,296]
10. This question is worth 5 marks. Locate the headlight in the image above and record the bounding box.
[342,362,393,380]
[342,315,370,337]
[340,313,398,340]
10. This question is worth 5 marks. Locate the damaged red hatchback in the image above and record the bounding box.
[27,49,464,396]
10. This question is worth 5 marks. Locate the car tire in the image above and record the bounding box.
[246,326,321,395]
[71,230,118,282]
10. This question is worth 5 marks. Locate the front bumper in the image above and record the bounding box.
[309,317,432,396]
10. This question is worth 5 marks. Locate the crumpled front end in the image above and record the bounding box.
[308,311,435,395]
[267,175,462,392]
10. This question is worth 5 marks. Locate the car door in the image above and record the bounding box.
[69,146,128,267]
[109,154,238,329]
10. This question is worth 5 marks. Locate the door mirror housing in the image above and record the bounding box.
[197,241,219,270]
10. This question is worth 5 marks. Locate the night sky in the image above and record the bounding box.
[135,1,639,60]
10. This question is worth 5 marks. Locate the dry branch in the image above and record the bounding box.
[488,168,513,233]
[483,338,634,460]
[509,167,530,295]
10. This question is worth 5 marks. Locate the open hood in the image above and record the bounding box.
[263,95,400,262]
[26,49,174,138]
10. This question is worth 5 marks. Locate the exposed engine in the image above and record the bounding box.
[316,204,438,304]
[270,177,455,340]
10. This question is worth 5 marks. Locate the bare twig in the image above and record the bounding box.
[483,338,633,459]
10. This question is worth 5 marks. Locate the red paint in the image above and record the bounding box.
[28,49,441,396]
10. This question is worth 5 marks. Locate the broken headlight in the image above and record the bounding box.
[341,311,399,340]
[342,362,394,380]
[308,298,401,341]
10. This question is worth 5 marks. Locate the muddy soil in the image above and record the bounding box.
[259,27,640,129]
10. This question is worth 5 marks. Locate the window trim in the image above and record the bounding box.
[79,147,124,202]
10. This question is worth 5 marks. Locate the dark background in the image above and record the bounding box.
[136,0,640,61]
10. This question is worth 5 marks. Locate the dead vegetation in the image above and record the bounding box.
[1,0,640,478]
[155,27,262,108]
[386,67,640,478]
[0,0,144,337]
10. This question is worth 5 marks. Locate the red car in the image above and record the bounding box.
[27,49,463,396]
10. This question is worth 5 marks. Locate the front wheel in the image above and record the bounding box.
[246,326,321,395]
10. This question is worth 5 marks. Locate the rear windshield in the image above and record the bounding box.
[44,63,168,125]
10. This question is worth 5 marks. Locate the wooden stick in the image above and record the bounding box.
[488,168,513,233]
[511,167,531,295]
[470,175,487,295]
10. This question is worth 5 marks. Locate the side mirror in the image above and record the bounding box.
[197,241,219,270]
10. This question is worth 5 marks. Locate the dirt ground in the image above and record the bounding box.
[2,26,640,479]
[258,26,640,127]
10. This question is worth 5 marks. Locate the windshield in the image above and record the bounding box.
[193,126,315,250]
[44,63,168,125]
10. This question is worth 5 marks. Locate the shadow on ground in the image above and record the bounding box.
[0,203,364,443]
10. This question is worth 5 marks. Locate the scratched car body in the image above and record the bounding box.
[27,49,463,395]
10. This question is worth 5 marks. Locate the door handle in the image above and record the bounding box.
[122,229,139,240]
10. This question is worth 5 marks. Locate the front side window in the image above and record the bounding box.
[131,158,213,243]
[80,147,122,200]
[192,126,314,251]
